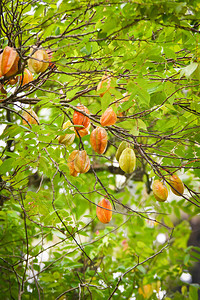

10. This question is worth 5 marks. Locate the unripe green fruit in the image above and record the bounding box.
[119,148,136,174]
[115,141,130,161]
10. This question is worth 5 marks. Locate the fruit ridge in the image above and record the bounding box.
[100,107,117,127]
[74,150,90,174]
[119,147,136,174]
[73,105,90,131]
[115,141,130,161]
[58,121,75,146]
[152,180,168,202]
[169,174,184,196]
[28,49,49,74]
[0,46,19,78]
[90,126,108,154]
[96,198,112,224]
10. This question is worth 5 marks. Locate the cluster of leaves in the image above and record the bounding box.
[0,0,200,299]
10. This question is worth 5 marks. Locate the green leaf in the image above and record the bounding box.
[180,62,198,79]
[0,158,14,174]
[55,26,60,35]
[189,284,199,300]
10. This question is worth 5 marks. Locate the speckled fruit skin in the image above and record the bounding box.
[152,180,168,202]
[22,109,39,126]
[96,198,112,224]
[119,148,136,174]
[90,126,108,154]
[28,49,49,74]
[169,174,184,196]
[73,105,90,131]
[74,150,90,174]
[115,141,130,161]
[0,46,19,78]
[100,107,117,127]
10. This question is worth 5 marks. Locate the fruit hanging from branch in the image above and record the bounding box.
[67,150,79,177]
[22,108,39,126]
[169,174,184,196]
[115,141,130,161]
[96,198,112,224]
[90,126,108,154]
[74,150,90,174]
[119,147,136,174]
[58,120,75,146]
[0,46,20,78]
[20,68,33,86]
[100,107,117,127]
[73,105,90,131]
[28,48,49,74]
[152,180,168,202]
[74,123,90,138]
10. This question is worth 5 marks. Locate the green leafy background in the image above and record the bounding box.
[0,0,200,299]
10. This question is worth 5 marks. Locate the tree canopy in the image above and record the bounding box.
[0,0,200,299]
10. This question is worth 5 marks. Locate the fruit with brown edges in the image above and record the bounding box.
[58,120,75,146]
[100,107,117,127]
[169,174,184,196]
[67,150,79,177]
[74,150,90,174]
[73,105,90,131]
[97,74,112,97]
[0,46,19,78]
[28,48,49,74]
[152,180,168,202]
[119,148,136,174]
[115,141,130,161]
[22,109,39,126]
[96,198,112,224]
[90,126,108,154]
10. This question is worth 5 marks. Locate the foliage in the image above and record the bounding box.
[0,0,200,299]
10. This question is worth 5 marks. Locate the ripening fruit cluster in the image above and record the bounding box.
[152,174,184,202]
[0,46,53,101]
[58,104,119,178]
[59,103,116,224]
[67,150,90,177]
[115,141,184,204]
